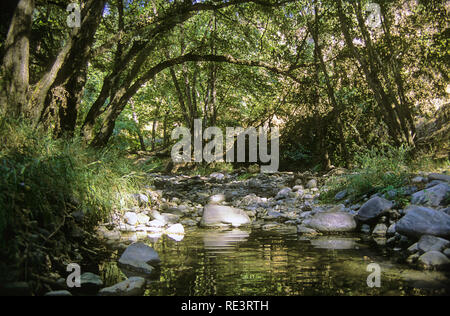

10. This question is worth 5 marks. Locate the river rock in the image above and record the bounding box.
[275,188,291,200]
[209,194,226,204]
[306,179,317,189]
[98,277,146,296]
[412,176,426,183]
[303,211,356,232]
[210,172,225,181]
[395,206,450,238]
[160,213,180,224]
[200,204,251,227]
[356,197,393,222]
[442,207,450,216]
[417,235,450,253]
[164,207,184,216]
[428,173,450,183]
[124,212,138,226]
[411,183,450,207]
[80,272,103,292]
[334,190,347,201]
[118,242,160,276]
[136,213,150,225]
[418,251,450,270]
[181,219,198,226]
[407,242,419,254]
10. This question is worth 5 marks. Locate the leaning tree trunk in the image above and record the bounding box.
[52,0,107,137]
[0,0,35,118]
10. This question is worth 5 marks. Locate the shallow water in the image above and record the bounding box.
[99,228,450,296]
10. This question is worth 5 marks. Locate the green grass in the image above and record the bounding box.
[319,144,448,205]
[0,118,150,274]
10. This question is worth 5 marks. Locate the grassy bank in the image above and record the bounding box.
[0,118,151,287]
[320,144,449,206]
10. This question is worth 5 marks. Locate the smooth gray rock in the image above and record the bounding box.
[395,206,450,238]
[428,173,450,183]
[98,277,146,296]
[412,176,425,183]
[200,204,251,227]
[303,211,356,232]
[417,235,450,253]
[418,251,450,270]
[80,272,103,291]
[124,212,138,226]
[306,179,317,189]
[426,180,445,189]
[160,213,180,224]
[407,242,419,254]
[118,242,160,276]
[136,213,150,225]
[411,183,450,207]
[266,211,284,219]
[209,172,225,181]
[334,190,347,201]
[209,194,226,204]
[356,197,393,222]
[442,207,450,216]
[275,188,292,200]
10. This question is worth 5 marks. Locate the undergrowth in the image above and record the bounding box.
[320,144,449,205]
[0,118,149,284]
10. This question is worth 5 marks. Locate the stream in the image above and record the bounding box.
[97,228,450,296]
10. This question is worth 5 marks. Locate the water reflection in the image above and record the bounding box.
[309,236,361,250]
[202,229,250,252]
[98,229,450,296]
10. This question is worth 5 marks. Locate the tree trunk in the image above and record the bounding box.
[0,0,34,118]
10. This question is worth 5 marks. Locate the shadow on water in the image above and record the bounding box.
[98,228,450,296]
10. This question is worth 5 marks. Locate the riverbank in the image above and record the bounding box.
[23,166,449,296]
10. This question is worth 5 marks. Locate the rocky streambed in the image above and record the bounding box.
[43,170,450,296]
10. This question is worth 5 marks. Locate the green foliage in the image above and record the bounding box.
[0,118,148,256]
[320,145,412,203]
[237,172,256,181]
